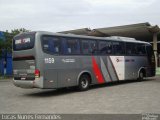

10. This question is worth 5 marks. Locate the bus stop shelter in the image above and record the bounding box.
[60,22,160,68]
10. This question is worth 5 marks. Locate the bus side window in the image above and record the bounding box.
[81,40,90,55]
[42,36,60,54]
[136,44,146,55]
[89,40,98,54]
[126,43,136,55]
[62,38,80,55]
[81,40,98,55]
[98,41,112,54]
[112,42,125,55]
[99,41,107,54]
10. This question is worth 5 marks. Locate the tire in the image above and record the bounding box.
[78,74,90,91]
[138,70,144,81]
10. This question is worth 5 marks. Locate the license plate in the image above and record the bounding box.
[21,77,26,80]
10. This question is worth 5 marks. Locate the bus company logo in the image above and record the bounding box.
[116,57,123,62]
[116,59,120,62]
[15,38,30,45]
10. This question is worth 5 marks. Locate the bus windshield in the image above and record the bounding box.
[13,33,35,51]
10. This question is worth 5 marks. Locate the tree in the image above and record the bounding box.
[0,39,5,57]
[0,28,30,57]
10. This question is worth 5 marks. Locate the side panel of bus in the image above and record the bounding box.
[40,36,152,89]
[42,56,95,88]
[124,56,148,80]
[42,56,106,88]
[99,56,120,82]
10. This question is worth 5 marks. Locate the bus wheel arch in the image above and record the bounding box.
[77,72,92,91]
[138,68,146,81]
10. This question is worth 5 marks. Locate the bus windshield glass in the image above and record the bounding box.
[13,33,35,51]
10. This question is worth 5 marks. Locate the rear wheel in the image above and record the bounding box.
[78,74,90,91]
[138,70,144,81]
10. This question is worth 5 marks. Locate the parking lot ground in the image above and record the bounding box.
[0,76,160,114]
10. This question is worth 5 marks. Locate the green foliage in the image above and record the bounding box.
[0,28,30,58]
[11,28,30,35]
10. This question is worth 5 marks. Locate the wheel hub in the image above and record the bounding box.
[81,79,88,88]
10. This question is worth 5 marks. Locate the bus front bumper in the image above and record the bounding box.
[13,77,44,89]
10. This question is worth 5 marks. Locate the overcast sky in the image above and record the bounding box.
[0,0,159,32]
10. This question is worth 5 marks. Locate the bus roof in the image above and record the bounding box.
[16,31,151,45]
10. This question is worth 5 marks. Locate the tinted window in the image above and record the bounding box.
[13,33,35,51]
[89,40,97,54]
[99,41,112,54]
[136,44,146,55]
[81,40,90,54]
[112,42,125,55]
[62,38,80,54]
[42,36,60,54]
[81,40,97,55]
[126,43,137,55]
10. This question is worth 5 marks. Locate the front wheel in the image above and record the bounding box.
[78,74,90,91]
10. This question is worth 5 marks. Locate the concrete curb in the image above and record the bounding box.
[0,79,12,82]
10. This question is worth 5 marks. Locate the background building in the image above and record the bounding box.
[60,22,160,68]
[0,31,12,76]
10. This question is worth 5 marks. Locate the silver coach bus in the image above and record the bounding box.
[13,31,155,91]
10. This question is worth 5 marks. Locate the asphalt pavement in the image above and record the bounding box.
[0,76,160,114]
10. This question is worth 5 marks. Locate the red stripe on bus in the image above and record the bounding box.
[92,57,105,84]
